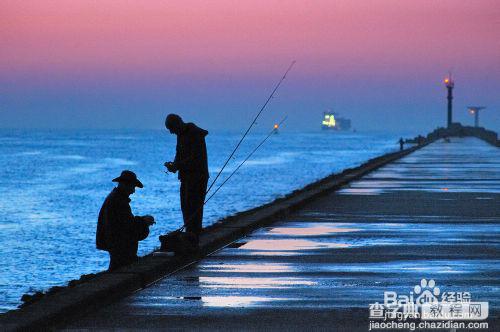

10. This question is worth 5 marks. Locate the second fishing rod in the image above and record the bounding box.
[171,117,287,234]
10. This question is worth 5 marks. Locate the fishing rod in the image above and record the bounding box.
[204,116,287,206]
[171,117,287,233]
[205,61,295,195]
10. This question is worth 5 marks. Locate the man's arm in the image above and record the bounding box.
[166,137,182,173]
[114,200,151,241]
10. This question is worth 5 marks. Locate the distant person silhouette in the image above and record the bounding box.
[96,170,155,271]
[164,114,209,247]
[399,138,404,151]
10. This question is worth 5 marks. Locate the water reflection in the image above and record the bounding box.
[269,225,359,236]
[338,188,383,195]
[202,263,293,273]
[137,295,289,308]
[199,276,316,289]
[201,296,288,307]
[240,239,349,251]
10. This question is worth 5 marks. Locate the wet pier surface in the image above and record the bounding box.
[65,138,499,331]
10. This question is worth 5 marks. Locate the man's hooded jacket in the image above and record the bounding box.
[174,123,209,181]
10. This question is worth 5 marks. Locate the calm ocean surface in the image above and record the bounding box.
[0,129,412,312]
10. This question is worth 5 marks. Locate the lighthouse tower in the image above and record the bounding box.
[444,73,454,128]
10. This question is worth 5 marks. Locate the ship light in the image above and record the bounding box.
[322,114,336,127]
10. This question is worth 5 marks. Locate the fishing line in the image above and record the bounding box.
[204,116,287,205]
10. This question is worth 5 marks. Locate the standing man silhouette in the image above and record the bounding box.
[164,114,209,247]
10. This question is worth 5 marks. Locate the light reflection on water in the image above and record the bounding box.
[199,277,317,289]
[268,225,360,236]
[201,296,291,307]
[133,295,292,308]
[240,239,350,251]
[201,263,293,273]
[213,221,500,257]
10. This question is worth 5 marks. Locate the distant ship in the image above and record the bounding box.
[321,111,351,131]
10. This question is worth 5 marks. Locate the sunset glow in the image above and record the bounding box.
[1,0,499,130]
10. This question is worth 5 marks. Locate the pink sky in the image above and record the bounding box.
[1,0,499,130]
[2,0,498,73]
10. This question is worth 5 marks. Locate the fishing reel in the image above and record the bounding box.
[159,230,199,256]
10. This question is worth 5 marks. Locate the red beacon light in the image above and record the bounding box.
[444,74,454,88]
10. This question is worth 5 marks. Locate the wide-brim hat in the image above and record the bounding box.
[112,170,143,188]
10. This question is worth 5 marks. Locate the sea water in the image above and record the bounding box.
[0,129,411,312]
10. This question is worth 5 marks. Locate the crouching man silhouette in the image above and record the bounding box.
[96,170,155,271]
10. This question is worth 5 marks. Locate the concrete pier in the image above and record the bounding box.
[60,137,499,331]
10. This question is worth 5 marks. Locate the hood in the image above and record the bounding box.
[186,123,208,137]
